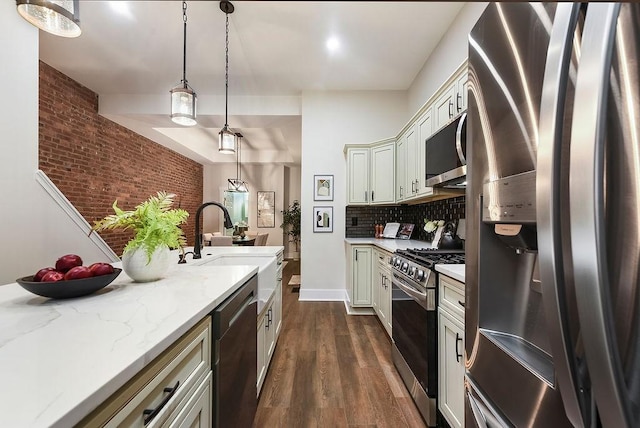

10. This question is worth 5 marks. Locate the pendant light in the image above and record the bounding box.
[228,133,248,192]
[16,0,81,38]
[218,0,237,154]
[170,1,197,126]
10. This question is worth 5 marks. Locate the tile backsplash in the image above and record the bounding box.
[345,196,465,241]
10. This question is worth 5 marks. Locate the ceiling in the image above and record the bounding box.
[39,1,465,166]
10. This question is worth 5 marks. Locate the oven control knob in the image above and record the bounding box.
[416,270,425,281]
[390,257,396,266]
[401,262,409,272]
[408,266,416,277]
[395,259,402,268]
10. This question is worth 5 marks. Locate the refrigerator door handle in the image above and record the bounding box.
[570,4,631,428]
[536,4,587,427]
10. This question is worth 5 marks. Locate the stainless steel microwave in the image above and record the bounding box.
[425,112,467,188]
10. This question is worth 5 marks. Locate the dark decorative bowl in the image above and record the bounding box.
[16,268,122,299]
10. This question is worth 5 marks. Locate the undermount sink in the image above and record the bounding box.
[196,255,277,314]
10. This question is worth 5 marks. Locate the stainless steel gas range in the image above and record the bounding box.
[390,248,465,427]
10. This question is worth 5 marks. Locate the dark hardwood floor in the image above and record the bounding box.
[254,260,427,428]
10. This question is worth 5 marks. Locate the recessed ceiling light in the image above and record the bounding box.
[108,1,132,18]
[326,37,340,53]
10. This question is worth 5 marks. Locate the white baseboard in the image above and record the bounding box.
[298,288,347,302]
[343,301,375,316]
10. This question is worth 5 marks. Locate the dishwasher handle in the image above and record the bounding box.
[213,275,257,337]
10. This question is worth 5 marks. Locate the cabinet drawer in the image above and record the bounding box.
[80,317,211,428]
[165,371,212,428]
[439,275,465,322]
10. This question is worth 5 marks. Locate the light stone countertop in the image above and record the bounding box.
[435,264,466,283]
[0,245,282,428]
[344,237,436,253]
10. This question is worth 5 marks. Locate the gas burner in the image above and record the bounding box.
[395,248,465,266]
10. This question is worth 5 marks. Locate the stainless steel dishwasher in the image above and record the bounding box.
[211,274,257,427]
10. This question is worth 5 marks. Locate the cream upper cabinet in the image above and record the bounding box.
[434,82,457,131]
[347,148,370,205]
[405,126,419,198]
[346,141,394,206]
[416,107,433,196]
[370,142,395,204]
[395,133,407,202]
[454,71,468,115]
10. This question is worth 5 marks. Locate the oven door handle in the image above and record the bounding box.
[392,274,428,309]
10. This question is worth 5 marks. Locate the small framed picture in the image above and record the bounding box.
[314,174,334,201]
[257,191,275,228]
[313,206,333,233]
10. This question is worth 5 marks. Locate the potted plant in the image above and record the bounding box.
[92,191,189,282]
[280,200,301,253]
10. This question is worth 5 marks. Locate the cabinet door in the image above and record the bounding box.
[372,250,380,313]
[434,83,456,130]
[370,142,395,204]
[266,303,276,361]
[455,71,468,114]
[378,269,392,337]
[405,126,418,200]
[347,148,370,205]
[416,107,433,196]
[438,309,465,428]
[257,314,267,394]
[273,279,283,338]
[351,246,372,306]
[395,136,406,202]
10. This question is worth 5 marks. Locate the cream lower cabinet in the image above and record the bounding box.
[79,317,212,428]
[373,248,392,337]
[348,245,372,307]
[438,275,465,428]
[257,279,282,395]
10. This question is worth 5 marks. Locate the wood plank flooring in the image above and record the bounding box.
[254,260,427,428]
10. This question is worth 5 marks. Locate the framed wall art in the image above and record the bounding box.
[257,191,275,228]
[313,174,334,201]
[313,206,333,233]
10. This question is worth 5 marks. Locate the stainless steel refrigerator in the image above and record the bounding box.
[466,3,640,427]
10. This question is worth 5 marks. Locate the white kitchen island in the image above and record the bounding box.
[0,245,283,428]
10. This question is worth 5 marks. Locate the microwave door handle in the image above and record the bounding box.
[570,4,634,428]
[536,4,587,428]
[455,112,467,166]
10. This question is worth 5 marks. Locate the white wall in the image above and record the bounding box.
[408,2,488,114]
[203,163,285,247]
[299,91,407,300]
[0,5,114,285]
[283,165,301,259]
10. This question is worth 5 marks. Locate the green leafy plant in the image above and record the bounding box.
[92,192,189,262]
[280,200,301,251]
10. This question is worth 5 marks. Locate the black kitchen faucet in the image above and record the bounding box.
[192,201,234,259]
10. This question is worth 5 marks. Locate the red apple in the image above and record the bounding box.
[55,254,83,273]
[41,271,64,282]
[88,262,114,276]
[64,266,92,281]
[33,267,56,282]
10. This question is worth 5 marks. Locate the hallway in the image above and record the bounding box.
[254,260,427,427]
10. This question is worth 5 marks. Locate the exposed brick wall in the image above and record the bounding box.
[38,61,203,256]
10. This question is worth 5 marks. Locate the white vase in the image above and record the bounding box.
[122,246,171,282]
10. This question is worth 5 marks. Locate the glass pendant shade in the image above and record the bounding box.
[219,126,236,154]
[228,179,248,193]
[16,0,81,38]
[170,86,197,126]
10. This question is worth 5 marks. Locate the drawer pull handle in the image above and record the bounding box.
[143,381,180,425]
[458,300,465,308]
[455,333,463,363]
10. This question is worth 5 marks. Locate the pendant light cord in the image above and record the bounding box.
[224,11,230,127]
[182,1,188,88]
